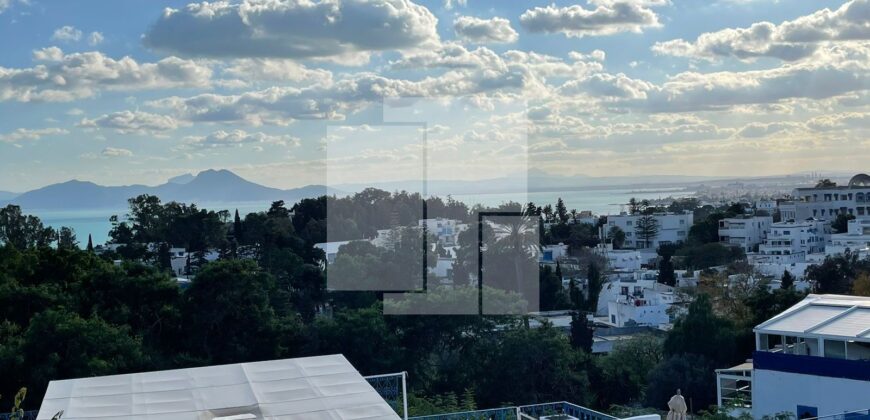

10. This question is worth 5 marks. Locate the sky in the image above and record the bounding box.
[0,0,867,192]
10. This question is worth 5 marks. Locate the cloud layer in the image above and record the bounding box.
[143,0,440,63]
[653,0,870,61]
[520,0,665,38]
[454,16,518,44]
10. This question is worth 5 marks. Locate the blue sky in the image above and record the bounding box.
[0,0,866,191]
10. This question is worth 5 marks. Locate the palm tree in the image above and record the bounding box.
[487,212,540,296]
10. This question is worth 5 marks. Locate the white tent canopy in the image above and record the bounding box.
[37,354,401,420]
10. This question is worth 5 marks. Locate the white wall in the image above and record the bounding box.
[752,369,870,418]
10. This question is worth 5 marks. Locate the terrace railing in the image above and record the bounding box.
[408,401,617,420]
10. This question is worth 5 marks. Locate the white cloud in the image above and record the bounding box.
[143,0,440,64]
[519,0,665,38]
[51,26,82,42]
[454,16,518,44]
[735,121,804,138]
[807,111,870,131]
[584,44,870,112]
[101,147,133,157]
[78,111,180,134]
[560,72,653,100]
[0,127,69,143]
[223,58,333,84]
[0,48,212,102]
[443,0,466,10]
[87,31,104,46]
[652,0,870,61]
[182,129,300,150]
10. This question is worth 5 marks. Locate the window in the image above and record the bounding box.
[797,406,818,419]
[824,340,846,359]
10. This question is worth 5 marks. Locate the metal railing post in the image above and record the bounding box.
[402,371,409,420]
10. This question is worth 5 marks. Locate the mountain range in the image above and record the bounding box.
[0,168,826,211]
[2,170,333,210]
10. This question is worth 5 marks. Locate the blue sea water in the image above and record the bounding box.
[28,187,692,247]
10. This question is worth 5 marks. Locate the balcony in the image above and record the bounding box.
[753,351,870,382]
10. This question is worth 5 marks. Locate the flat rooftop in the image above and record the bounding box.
[755,294,870,342]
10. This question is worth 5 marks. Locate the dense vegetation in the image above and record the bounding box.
[0,190,863,416]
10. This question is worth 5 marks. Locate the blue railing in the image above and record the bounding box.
[408,401,617,420]
[754,350,870,381]
[520,402,617,420]
[410,407,517,420]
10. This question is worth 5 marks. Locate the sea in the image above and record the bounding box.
[29,187,694,247]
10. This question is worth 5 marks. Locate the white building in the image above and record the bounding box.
[826,218,870,259]
[749,219,828,264]
[418,218,468,247]
[596,270,690,322]
[606,285,678,328]
[718,215,773,253]
[604,211,693,250]
[594,244,657,271]
[314,240,353,264]
[717,294,870,419]
[540,243,569,263]
[790,173,870,220]
[755,199,778,212]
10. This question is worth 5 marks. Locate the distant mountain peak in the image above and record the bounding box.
[195,169,244,181]
[167,173,195,185]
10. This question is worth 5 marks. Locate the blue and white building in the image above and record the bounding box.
[717,294,870,419]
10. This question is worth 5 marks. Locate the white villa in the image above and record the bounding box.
[748,219,829,264]
[719,215,773,253]
[603,211,693,250]
[717,294,870,419]
[826,218,870,259]
[788,173,870,220]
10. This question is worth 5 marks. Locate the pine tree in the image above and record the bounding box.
[585,262,602,313]
[233,209,243,242]
[570,312,594,353]
[86,234,94,252]
[781,269,795,289]
[555,198,569,224]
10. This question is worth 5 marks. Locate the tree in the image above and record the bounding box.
[635,215,660,249]
[86,234,94,252]
[233,209,244,242]
[664,295,739,368]
[16,310,148,405]
[56,227,77,250]
[475,325,591,407]
[658,244,678,286]
[815,178,836,188]
[0,205,56,249]
[679,243,745,269]
[592,335,663,407]
[585,262,602,313]
[852,272,870,296]
[645,354,717,412]
[309,306,403,376]
[555,198,569,224]
[780,270,795,289]
[569,312,593,353]
[831,213,855,233]
[540,265,568,311]
[608,226,626,249]
[181,259,303,364]
[805,252,862,294]
[628,198,640,215]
